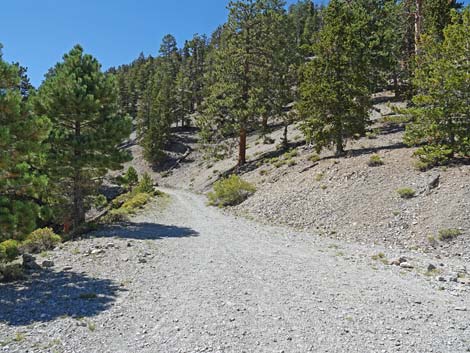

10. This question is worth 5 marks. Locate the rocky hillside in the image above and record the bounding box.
[136,94,469,262]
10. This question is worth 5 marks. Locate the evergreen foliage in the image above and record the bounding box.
[298,0,373,155]
[0,44,51,242]
[403,8,470,166]
[35,45,132,232]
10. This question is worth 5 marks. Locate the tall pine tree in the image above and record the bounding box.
[298,0,372,156]
[35,45,131,232]
[0,44,51,241]
[403,7,470,166]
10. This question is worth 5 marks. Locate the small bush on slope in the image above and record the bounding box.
[20,228,61,254]
[396,187,416,199]
[367,154,384,167]
[438,228,462,241]
[0,240,19,262]
[208,175,256,207]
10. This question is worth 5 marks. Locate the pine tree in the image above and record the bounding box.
[298,0,372,156]
[139,61,175,164]
[403,7,470,166]
[423,0,462,41]
[35,45,132,232]
[258,0,297,146]
[200,0,278,166]
[0,44,51,242]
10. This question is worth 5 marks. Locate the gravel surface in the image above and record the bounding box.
[1,188,469,353]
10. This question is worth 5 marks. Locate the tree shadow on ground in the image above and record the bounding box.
[0,269,123,326]
[95,222,199,240]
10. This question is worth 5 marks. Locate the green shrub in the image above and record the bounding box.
[284,149,298,159]
[104,192,153,223]
[0,264,25,282]
[124,166,139,187]
[413,145,453,168]
[413,160,430,172]
[208,175,256,207]
[93,194,108,209]
[309,154,320,163]
[0,240,20,262]
[438,228,462,241]
[367,154,384,167]
[287,159,297,167]
[135,173,154,194]
[121,193,151,212]
[20,228,61,254]
[396,187,416,199]
[315,172,325,181]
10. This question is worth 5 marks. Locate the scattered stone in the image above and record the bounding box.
[91,249,105,255]
[22,254,41,270]
[138,258,147,264]
[391,257,408,266]
[400,262,414,269]
[427,174,440,191]
[41,260,54,268]
[457,277,470,285]
[455,307,467,312]
[62,266,73,271]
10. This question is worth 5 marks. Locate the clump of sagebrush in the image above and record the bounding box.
[438,228,462,241]
[367,154,384,167]
[396,187,416,199]
[0,240,20,263]
[208,175,256,207]
[0,240,22,282]
[103,173,159,223]
[309,154,320,163]
[20,228,61,254]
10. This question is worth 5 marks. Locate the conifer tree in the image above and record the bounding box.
[200,0,277,166]
[35,45,131,232]
[403,7,470,166]
[0,44,51,241]
[259,0,297,146]
[423,0,462,40]
[298,0,372,156]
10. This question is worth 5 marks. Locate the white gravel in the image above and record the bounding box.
[1,188,469,353]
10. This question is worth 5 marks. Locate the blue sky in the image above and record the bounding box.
[0,0,304,86]
[0,0,466,87]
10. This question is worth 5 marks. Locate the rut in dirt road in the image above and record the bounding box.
[1,188,469,353]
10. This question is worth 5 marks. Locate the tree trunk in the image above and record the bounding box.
[262,114,269,134]
[72,121,85,232]
[393,72,399,97]
[415,0,423,55]
[72,174,85,231]
[335,135,345,157]
[282,123,288,149]
[238,127,247,166]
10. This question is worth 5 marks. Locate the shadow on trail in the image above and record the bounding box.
[0,269,122,326]
[96,222,200,240]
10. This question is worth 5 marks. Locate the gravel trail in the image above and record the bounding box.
[1,188,469,353]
